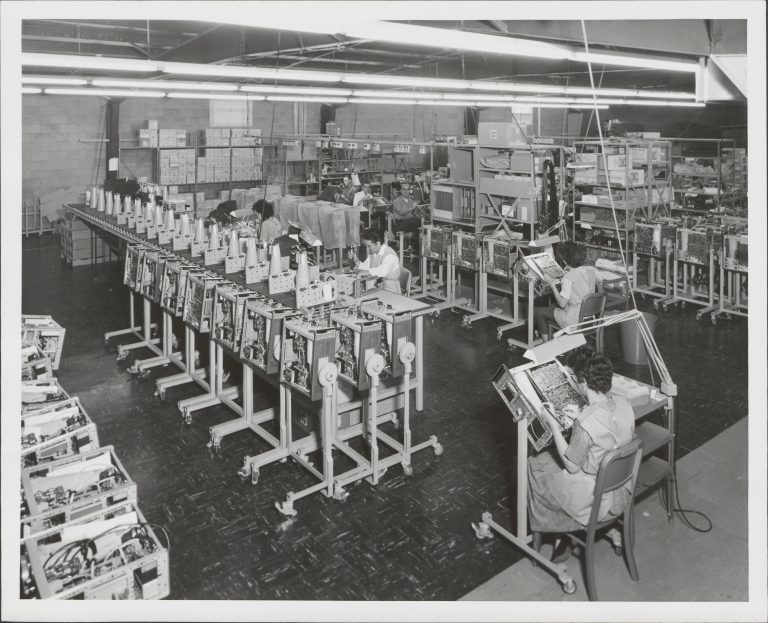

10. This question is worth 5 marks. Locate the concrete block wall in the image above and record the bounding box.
[334,104,465,142]
[22,94,107,202]
[119,98,210,140]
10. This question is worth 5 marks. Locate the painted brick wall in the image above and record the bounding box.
[22,94,108,202]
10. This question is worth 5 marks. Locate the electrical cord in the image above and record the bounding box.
[656,466,713,533]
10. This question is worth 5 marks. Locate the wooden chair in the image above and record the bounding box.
[548,291,607,352]
[534,438,644,600]
[398,267,412,297]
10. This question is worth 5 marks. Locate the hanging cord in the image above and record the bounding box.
[580,20,711,535]
[579,21,638,314]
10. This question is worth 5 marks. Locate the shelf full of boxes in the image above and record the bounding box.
[570,139,672,276]
[665,138,736,215]
[130,121,269,216]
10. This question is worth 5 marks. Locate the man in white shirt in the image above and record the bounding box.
[353,183,372,207]
[354,228,401,294]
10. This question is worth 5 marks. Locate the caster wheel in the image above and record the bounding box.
[681,302,686,309]
[496,330,503,342]
[433,442,444,456]
[251,470,260,485]
[116,350,129,362]
[725,313,732,320]
[471,521,493,540]
[104,338,110,346]
[562,578,577,595]
[280,457,287,463]
[183,410,191,425]
[711,314,717,326]
[431,311,440,320]
[403,464,413,477]
[653,302,659,310]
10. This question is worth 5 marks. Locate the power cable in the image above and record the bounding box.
[580,19,712,535]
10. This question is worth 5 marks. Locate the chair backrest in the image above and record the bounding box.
[588,438,644,527]
[398,266,412,297]
[579,292,607,323]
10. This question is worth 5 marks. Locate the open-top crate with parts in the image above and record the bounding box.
[21,500,170,600]
[21,446,137,535]
[21,397,99,468]
[22,314,67,370]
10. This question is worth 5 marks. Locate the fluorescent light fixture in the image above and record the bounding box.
[92,79,237,91]
[161,61,341,82]
[266,96,348,103]
[469,81,566,94]
[415,100,469,107]
[241,20,699,73]
[241,85,353,96]
[573,51,698,73]
[347,98,418,106]
[351,89,445,100]
[342,74,468,89]
[22,87,42,94]
[44,88,165,98]
[22,76,88,86]
[167,92,260,101]
[347,22,573,61]
[564,86,695,99]
[23,52,157,73]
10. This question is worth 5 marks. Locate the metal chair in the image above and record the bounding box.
[535,438,644,601]
[398,267,412,297]
[548,291,607,352]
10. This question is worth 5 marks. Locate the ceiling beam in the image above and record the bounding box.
[21,34,171,51]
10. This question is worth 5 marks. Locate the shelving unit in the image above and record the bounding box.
[119,129,284,214]
[429,141,566,345]
[664,138,736,214]
[571,138,672,266]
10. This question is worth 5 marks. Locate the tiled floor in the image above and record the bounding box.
[20,234,750,601]
[461,417,749,602]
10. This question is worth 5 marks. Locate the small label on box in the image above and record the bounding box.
[204,247,227,266]
[224,254,246,274]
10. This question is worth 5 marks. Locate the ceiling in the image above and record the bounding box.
[21,19,748,96]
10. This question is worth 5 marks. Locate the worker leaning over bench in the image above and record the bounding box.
[353,228,402,294]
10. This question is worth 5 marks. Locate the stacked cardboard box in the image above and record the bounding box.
[159,148,196,185]
[60,213,114,266]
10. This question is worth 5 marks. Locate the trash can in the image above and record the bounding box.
[620,312,657,365]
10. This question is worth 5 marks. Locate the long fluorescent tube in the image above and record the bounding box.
[22,87,42,94]
[469,82,566,94]
[23,52,157,72]
[22,76,88,86]
[44,88,165,98]
[22,53,698,99]
[342,74,469,89]
[347,22,573,61]
[234,19,699,72]
[167,92,262,101]
[347,98,418,105]
[161,61,341,82]
[240,85,353,95]
[573,51,698,73]
[351,89,449,100]
[93,79,237,91]
[266,96,348,103]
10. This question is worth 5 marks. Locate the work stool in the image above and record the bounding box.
[386,211,418,265]
[547,292,607,352]
[532,438,644,600]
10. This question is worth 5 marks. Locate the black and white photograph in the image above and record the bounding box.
[1,2,765,621]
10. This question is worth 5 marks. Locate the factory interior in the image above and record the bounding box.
[2,3,766,622]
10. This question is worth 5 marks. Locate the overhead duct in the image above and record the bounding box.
[697,55,747,101]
